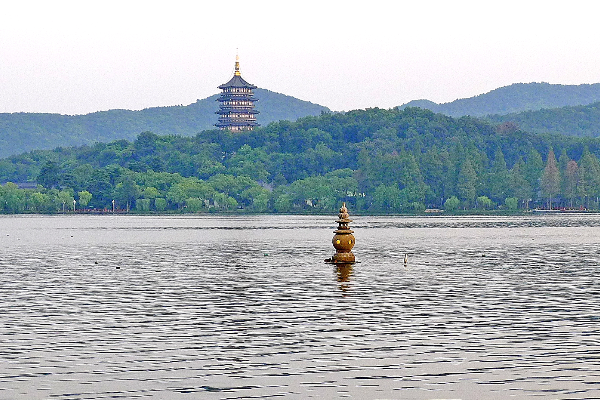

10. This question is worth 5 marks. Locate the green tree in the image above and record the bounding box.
[88,168,114,208]
[226,144,270,182]
[285,176,334,210]
[142,186,161,199]
[421,146,453,206]
[397,150,429,204]
[185,198,203,212]
[273,192,292,213]
[166,178,215,209]
[78,190,92,208]
[154,198,167,211]
[136,198,151,212]
[457,158,477,207]
[505,197,518,210]
[444,196,460,211]
[113,176,141,212]
[508,157,532,208]
[213,192,238,210]
[488,148,510,202]
[579,147,600,208]
[58,189,75,212]
[37,161,61,189]
[576,164,588,208]
[564,160,578,207]
[558,149,570,200]
[540,148,560,209]
[409,201,426,212]
[241,186,271,212]
[72,164,95,191]
[476,195,493,210]
[133,131,160,158]
[524,148,544,196]
[371,184,403,212]
[1,183,25,213]
[29,192,49,212]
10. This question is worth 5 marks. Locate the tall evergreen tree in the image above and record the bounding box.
[564,160,578,208]
[398,150,428,204]
[524,148,544,198]
[488,147,510,202]
[541,148,560,209]
[576,164,588,208]
[579,147,600,208]
[421,146,444,205]
[457,157,477,206]
[37,161,61,189]
[558,149,570,199]
[508,157,532,208]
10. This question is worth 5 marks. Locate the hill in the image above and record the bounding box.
[3,107,600,214]
[0,88,329,158]
[398,82,600,117]
[486,102,600,137]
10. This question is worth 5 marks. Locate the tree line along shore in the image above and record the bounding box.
[2,107,600,214]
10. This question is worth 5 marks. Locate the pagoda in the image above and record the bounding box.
[215,55,259,131]
[327,203,356,264]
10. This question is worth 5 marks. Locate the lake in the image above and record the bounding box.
[1,214,600,399]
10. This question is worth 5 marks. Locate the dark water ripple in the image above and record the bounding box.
[1,215,600,399]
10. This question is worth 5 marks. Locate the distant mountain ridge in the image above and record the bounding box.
[399,82,600,117]
[0,88,329,158]
[4,82,600,159]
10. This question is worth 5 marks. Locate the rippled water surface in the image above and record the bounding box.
[1,214,600,399]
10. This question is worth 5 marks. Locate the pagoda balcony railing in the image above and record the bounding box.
[218,101,256,106]
[217,103,258,108]
[217,96,258,101]
[217,121,258,125]
[218,114,258,118]
[218,108,257,113]
[221,88,255,93]
[218,117,258,122]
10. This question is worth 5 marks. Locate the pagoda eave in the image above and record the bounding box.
[218,82,257,90]
[215,121,259,126]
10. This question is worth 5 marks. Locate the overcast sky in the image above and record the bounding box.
[1,1,598,115]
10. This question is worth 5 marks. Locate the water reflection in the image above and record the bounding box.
[335,263,354,293]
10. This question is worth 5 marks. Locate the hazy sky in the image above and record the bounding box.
[1,1,599,115]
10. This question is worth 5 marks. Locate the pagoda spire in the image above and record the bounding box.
[234,53,241,76]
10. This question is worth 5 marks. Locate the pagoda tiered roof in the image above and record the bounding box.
[218,75,257,89]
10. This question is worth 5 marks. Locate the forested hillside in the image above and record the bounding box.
[399,82,600,117]
[2,107,600,214]
[0,88,329,158]
[486,102,600,137]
